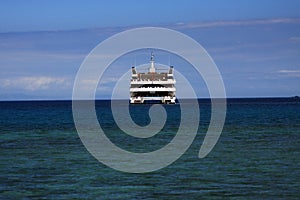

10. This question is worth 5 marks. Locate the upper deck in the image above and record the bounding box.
[130,53,175,85]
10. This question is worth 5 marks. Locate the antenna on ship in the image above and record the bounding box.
[149,51,155,73]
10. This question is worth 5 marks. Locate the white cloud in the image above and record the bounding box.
[173,18,300,29]
[0,76,69,91]
[289,36,300,42]
[278,70,300,73]
[277,69,300,77]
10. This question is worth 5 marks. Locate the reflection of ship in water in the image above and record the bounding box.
[130,53,176,104]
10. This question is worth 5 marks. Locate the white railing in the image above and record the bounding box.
[130,79,176,84]
[130,87,176,92]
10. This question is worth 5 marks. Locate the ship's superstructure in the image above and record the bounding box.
[130,53,176,104]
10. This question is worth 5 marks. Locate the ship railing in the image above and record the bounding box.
[131,79,175,82]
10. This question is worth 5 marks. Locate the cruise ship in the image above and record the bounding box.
[130,53,176,104]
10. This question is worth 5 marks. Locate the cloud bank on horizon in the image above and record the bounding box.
[0,1,300,100]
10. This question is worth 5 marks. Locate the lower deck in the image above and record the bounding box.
[130,96,176,104]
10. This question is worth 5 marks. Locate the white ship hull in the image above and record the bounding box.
[130,96,176,104]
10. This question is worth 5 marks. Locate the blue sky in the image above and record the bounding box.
[1,0,300,32]
[0,0,300,99]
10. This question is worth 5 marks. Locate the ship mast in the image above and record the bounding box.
[149,52,156,73]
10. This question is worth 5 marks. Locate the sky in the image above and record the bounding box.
[0,0,300,99]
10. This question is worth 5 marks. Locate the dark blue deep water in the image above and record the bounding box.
[0,98,299,199]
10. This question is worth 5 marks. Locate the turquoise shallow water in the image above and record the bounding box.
[0,98,299,199]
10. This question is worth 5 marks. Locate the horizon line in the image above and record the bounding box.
[1,96,299,102]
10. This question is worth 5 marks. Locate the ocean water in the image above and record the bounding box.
[0,98,299,199]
